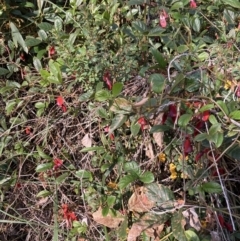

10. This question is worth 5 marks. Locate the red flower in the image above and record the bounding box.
[218,215,225,227]
[48,46,56,58]
[195,151,204,161]
[104,126,114,140]
[56,96,67,112]
[169,104,178,122]
[184,137,193,155]
[61,204,78,228]
[190,0,197,8]
[53,158,63,170]
[202,110,210,122]
[138,117,147,131]
[159,13,167,28]
[225,222,233,232]
[25,126,33,135]
[103,71,113,90]
[236,85,240,98]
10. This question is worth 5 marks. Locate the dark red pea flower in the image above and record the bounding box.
[53,158,63,170]
[103,71,113,90]
[184,137,193,155]
[169,104,178,122]
[195,151,204,162]
[61,204,78,229]
[104,126,114,140]
[202,110,210,122]
[218,215,225,227]
[138,117,147,131]
[48,46,56,58]
[225,222,233,232]
[56,96,67,112]
[190,0,197,8]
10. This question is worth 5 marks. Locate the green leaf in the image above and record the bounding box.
[97,107,108,119]
[36,145,51,160]
[35,102,46,109]
[171,1,184,10]
[226,143,240,160]
[118,173,139,189]
[194,133,208,142]
[192,17,201,32]
[48,60,62,83]
[150,48,167,69]
[35,162,53,172]
[178,114,193,127]
[33,57,42,72]
[139,171,154,184]
[80,146,105,152]
[148,27,165,36]
[79,89,94,101]
[25,37,42,47]
[38,29,48,40]
[171,211,188,241]
[75,170,93,181]
[216,100,229,115]
[208,123,221,136]
[223,0,240,8]
[229,110,240,120]
[215,132,224,148]
[95,89,111,101]
[38,22,53,31]
[124,161,140,174]
[201,181,222,194]
[130,122,140,136]
[177,45,189,53]
[150,125,171,133]
[127,0,145,5]
[36,190,52,197]
[110,98,132,114]
[0,67,10,76]
[10,22,28,53]
[146,183,175,208]
[185,230,200,241]
[209,115,218,124]
[199,104,214,112]
[149,73,165,93]
[112,82,123,97]
[102,206,109,216]
[109,114,127,132]
[55,173,69,184]
[5,101,16,115]
[107,196,116,207]
[132,20,148,33]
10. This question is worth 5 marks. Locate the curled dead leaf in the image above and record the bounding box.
[128,186,155,213]
[92,207,124,228]
[182,208,201,231]
[133,97,149,107]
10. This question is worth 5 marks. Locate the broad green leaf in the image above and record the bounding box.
[215,132,224,148]
[36,145,51,160]
[5,101,16,115]
[150,48,167,69]
[132,20,148,33]
[124,161,140,174]
[139,171,154,184]
[223,0,240,8]
[33,57,42,72]
[209,115,218,124]
[36,190,52,197]
[79,89,94,101]
[146,183,175,208]
[80,146,105,152]
[226,143,240,160]
[130,122,140,136]
[56,173,69,183]
[178,114,193,127]
[199,104,214,112]
[35,102,46,109]
[201,181,222,193]
[171,211,187,241]
[149,74,165,93]
[127,0,145,5]
[118,173,139,189]
[0,67,10,76]
[38,22,53,31]
[25,37,42,47]
[109,114,127,132]
[208,123,221,136]
[150,125,171,133]
[110,98,132,114]
[216,100,229,115]
[38,29,48,40]
[148,27,165,36]
[229,110,240,120]
[35,162,53,172]
[102,206,109,216]
[177,45,189,53]
[185,230,200,241]
[112,82,123,97]
[192,17,201,32]
[48,60,62,83]
[194,133,208,142]
[107,196,116,207]
[75,170,93,181]
[97,107,108,119]
[54,18,63,31]
[95,89,111,101]
[10,22,28,53]
[171,1,184,10]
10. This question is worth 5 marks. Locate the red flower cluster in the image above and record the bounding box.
[56,96,67,112]
[190,0,197,8]
[53,158,63,170]
[159,10,168,28]
[103,71,112,90]
[48,46,56,58]
[62,204,78,228]
[138,117,147,131]
[217,215,233,232]
[162,104,178,124]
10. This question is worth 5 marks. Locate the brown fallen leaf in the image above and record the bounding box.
[182,208,201,231]
[132,97,149,107]
[92,207,124,228]
[145,143,155,159]
[81,133,92,148]
[128,186,155,213]
[152,113,164,149]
